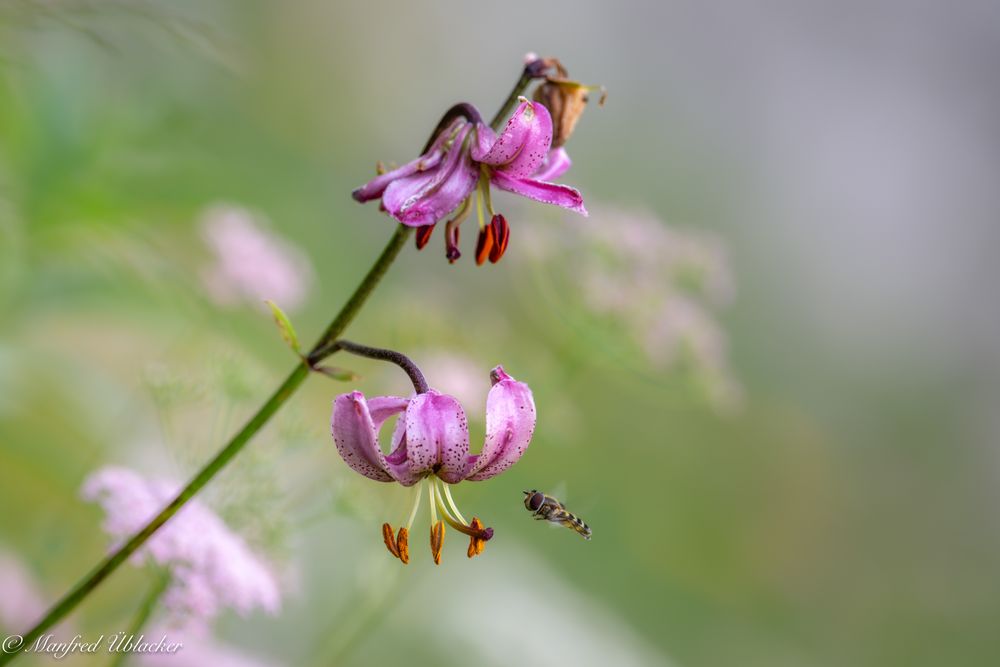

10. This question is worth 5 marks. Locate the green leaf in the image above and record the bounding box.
[264,300,300,354]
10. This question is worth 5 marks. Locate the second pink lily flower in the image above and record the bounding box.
[353,99,587,263]
[331,366,536,564]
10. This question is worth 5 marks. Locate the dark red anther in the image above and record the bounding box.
[475,224,495,266]
[488,214,509,263]
[415,223,435,250]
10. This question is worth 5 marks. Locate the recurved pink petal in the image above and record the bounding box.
[403,391,471,484]
[501,102,553,178]
[331,392,405,482]
[532,147,572,182]
[351,150,444,203]
[368,396,410,430]
[473,102,530,165]
[351,120,458,203]
[383,126,479,227]
[476,101,553,178]
[471,123,497,161]
[489,169,588,216]
[466,366,536,481]
[382,418,425,486]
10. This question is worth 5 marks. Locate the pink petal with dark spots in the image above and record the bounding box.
[489,169,588,216]
[466,366,536,481]
[383,126,479,227]
[473,101,533,165]
[474,101,556,177]
[331,392,406,482]
[472,123,497,161]
[381,412,424,486]
[499,101,553,178]
[532,147,572,182]
[403,391,471,484]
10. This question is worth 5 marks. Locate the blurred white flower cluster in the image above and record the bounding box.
[199,204,314,311]
[525,205,742,412]
[83,467,281,628]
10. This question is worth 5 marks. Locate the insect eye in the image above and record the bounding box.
[528,493,545,511]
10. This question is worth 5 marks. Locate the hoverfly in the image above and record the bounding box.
[523,489,592,540]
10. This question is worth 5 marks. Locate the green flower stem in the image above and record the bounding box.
[0,224,412,664]
[490,58,549,128]
[1,63,541,665]
[106,572,171,667]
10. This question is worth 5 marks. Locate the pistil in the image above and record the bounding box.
[444,197,472,263]
[432,479,493,559]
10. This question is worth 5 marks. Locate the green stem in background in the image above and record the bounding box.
[0,224,411,665]
[490,58,549,128]
[106,572,171,667]
[0,63,541,665]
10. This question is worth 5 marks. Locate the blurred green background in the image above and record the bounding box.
[2,1,999,666]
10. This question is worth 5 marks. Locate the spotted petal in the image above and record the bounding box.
[351,120,457,203]
[381,415,423,486]
[351,150,444,204]
[474,101,554,178]
[331,393,408,482]
[466,366,536,481]
[401,391,471,484]
[489,169,587,216]
[382,126,479,227]
[532,147,572,182]
[472,123,497,161]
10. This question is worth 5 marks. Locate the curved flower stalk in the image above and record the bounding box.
[328,342,535,564]
[353,57,602,265]
[83,467,281,627]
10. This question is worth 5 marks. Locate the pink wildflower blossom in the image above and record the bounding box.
[199,204,313,310]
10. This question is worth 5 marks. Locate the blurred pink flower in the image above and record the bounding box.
[521,204,742,412]
[82,467,281,625]
[199,204,313,310]
[408,351,490,420]
[0,548,46,631]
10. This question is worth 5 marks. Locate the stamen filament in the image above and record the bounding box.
[449,196,472,227]
[428,479,438,525]
[440,481,469,525]
[405,481,423,531]
[432,480,458,523]
[432,481,487,539]
[475,185,486,231]
[479,165,496,216]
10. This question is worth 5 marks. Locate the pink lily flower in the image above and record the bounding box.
[352,99,586,264]
[330,365,536,564]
